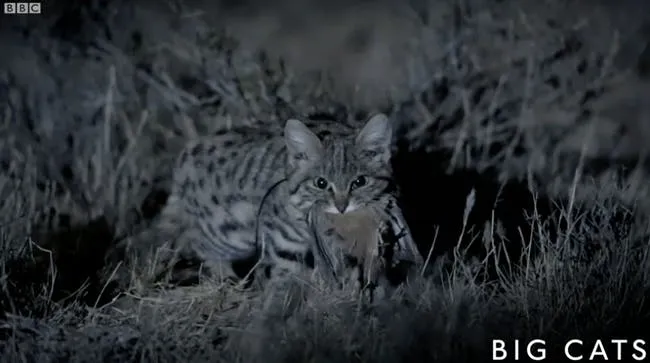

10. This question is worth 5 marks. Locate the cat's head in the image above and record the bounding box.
[283,113,394,215]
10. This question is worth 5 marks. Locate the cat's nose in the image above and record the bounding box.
[334,196,349,213]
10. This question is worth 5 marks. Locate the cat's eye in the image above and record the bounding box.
[314,177,329,190]
[350,176,367,190]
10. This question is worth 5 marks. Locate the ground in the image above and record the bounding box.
[1,0,650,362]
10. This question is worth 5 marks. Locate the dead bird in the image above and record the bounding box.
[312,202,421,293]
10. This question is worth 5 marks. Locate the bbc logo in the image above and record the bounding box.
[4,2,41,14]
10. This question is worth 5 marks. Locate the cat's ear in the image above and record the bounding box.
[284,119,323,170]
[355,113,392,164]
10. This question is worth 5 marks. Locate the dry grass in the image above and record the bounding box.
[1,0,650,361]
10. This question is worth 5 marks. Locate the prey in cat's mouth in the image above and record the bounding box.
[320,207,387,286]
[324,208,382,258]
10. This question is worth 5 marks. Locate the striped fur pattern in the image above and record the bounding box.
[131,114,421,292]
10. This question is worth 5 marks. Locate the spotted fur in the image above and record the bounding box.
[116,114,421,294]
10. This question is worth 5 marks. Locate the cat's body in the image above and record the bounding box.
[114,114,421,296]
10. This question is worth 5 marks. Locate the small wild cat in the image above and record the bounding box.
[111,113,421,298]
